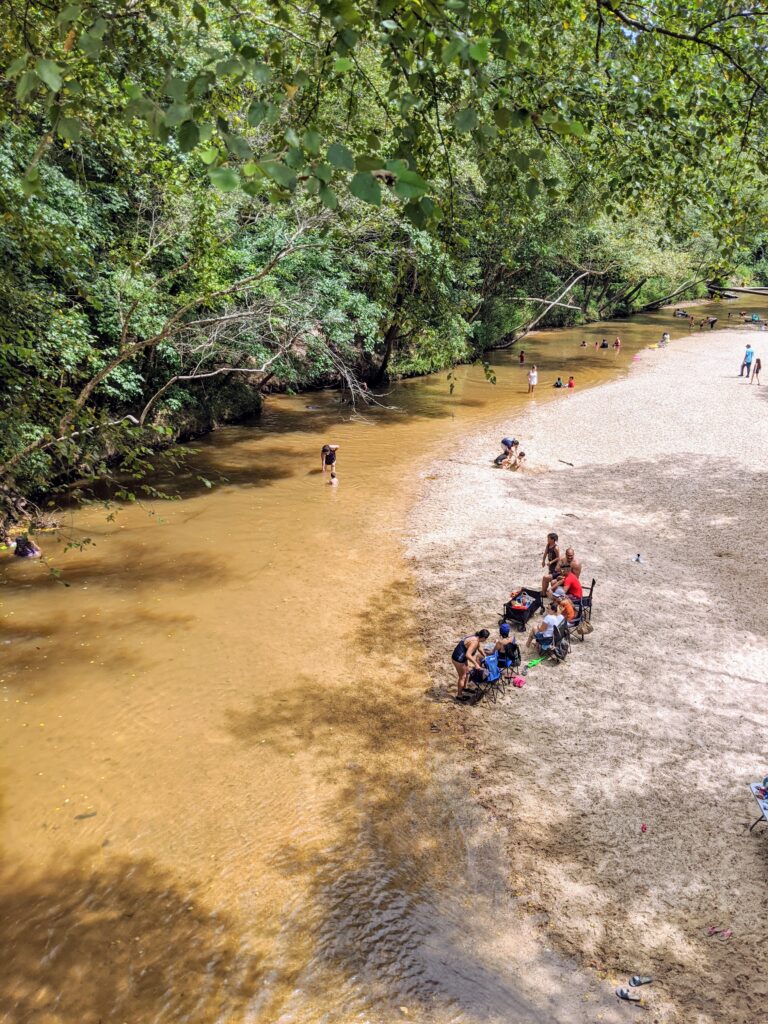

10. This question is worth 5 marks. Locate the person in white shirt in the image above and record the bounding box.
[527,365,538,394]
[526,607,564,648]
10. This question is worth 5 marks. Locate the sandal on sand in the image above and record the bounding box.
[629,976,653,987]
[616,988,642,1003]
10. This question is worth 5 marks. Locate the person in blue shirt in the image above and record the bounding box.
[741,344,754,377]
[493,436,519,465]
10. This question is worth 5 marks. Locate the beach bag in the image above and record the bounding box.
[576,619,594,636]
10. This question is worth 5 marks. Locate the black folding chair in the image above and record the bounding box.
[579,578,596,622]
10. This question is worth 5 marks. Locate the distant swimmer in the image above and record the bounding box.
[321,443,339,473]
[328,470,338,486]
[600,338,609,349]
[707,316,718,329]
[580,339,587,348]
[613,336,621,350]
[553,377,564,389]
[519,350,526,364]
[13,535,41,558]
[567,376,575,389]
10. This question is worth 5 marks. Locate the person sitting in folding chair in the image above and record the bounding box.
[493,622,521,683]
[526,605,565,650]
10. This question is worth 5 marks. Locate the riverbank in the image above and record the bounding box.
[409,328,768,1024]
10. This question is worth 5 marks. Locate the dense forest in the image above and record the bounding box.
[2,1,768,527]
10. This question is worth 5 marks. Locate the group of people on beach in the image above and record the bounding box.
[451,531,585,701]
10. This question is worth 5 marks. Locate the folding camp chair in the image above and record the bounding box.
[579,578,596,622]
[498,640,521,684]
[467,651,504,704]
[534,621,570,663]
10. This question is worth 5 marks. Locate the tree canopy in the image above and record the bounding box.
[2,1,768,528]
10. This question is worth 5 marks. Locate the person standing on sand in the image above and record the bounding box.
[527,365,538,394]
[540,532,560,595]
[451,630,490,699]
[741,344,754,377]
[751,357,761,384]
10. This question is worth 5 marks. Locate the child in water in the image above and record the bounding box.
[328,470,338,486]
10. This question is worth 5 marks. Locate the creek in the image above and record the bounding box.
[1,299,762,1023]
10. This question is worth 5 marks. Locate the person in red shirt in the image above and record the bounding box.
[567,376,575,389]
[552,568,583,601]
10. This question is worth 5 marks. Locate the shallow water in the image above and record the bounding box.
[1,299,762,1023]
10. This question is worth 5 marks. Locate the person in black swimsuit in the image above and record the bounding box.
[451,629,490,699]
[540,531,561,598]
[321,444,339,474]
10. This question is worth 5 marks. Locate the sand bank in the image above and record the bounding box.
[409,329,768,1023]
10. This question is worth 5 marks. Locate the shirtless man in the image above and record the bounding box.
[563,547,582,578]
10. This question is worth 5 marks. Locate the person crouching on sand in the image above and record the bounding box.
[451,630,490,699]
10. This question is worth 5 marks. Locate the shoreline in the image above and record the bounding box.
[408,328,767,1024]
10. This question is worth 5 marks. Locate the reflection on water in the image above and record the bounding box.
[0,299,762,1022]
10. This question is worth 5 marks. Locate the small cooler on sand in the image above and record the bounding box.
[501,588,543,632]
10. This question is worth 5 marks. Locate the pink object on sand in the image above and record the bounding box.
[512,675,526,688]
[640,823,648,833]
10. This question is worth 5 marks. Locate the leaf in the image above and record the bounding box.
[525,177,540,200]
[199,146,219,164]
[247,100,267,126]
[209,167,240,192]
[163,103,191,126]
[453,108,477,133]
[261,161,296,189]
[284,127,301,148]
[6,55,28,78]
[327,142,354,169]
[468,39,490,62]
[333,57,354,72]
[494,106,512,129]
[355,154,385,171]
[349,171,381,205]
[57,116,81,141]
[177,120,200,152]
[303,129,321,155]
[78,32,103,57]
[313,162,332,183]
[16,71,40,103]
[192,2,207,25]
[394,169,428,199]
[56,4,81,25]
[441,39,463,64]
[319,185,338,209]
[35,59,62,92]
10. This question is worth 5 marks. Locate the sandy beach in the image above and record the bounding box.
[409,328,768,1023]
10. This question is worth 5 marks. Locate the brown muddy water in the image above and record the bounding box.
[1,300,762,1023]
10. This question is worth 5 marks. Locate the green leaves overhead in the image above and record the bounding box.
[4,0,768,225]
[349,171,381,206]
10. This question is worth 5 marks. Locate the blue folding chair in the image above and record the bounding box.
[468,651,504,704]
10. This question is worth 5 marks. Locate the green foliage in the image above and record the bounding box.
[2,1,768,526]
